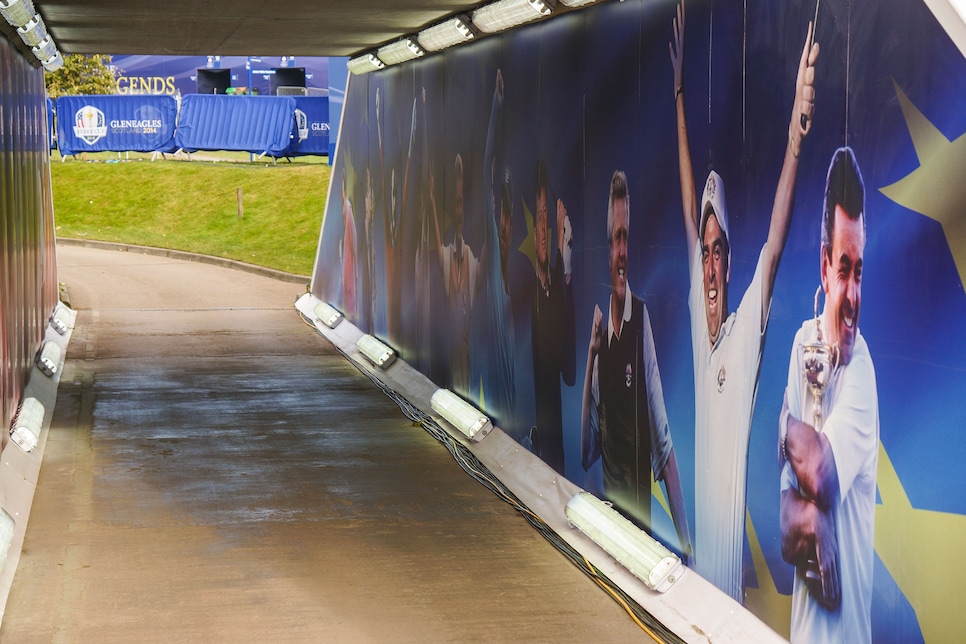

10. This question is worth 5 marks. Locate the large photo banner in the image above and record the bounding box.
[55,95,178,156]
[312,0,966,640]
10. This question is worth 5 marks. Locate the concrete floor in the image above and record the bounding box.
[1,244,653,642]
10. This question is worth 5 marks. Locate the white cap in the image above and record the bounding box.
[700,170,730,250]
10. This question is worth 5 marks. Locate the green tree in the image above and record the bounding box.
[45,54,116,98]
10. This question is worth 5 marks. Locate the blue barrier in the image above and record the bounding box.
[175,95,297,157]
[46,97,54,150]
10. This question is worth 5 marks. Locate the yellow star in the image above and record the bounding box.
[478,374,486,413]
[874,443,966,643]
[880,80,966,290]
[518,196,538,274]
[742,441,966,640]
[744,510,792,639]
[343,148,355,198]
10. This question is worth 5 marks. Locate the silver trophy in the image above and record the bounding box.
[800,285,841,610]
[801,286,835,431]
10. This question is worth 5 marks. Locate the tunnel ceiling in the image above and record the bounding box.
[37,0,488,58]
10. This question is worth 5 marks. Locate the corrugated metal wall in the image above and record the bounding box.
[0,36,59,436]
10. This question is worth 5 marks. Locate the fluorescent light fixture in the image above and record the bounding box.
[42,51,63,72]
[0,508,14,570]
[16,13,45,47]
[36,341,62,377]
[346,53,385,75]
[313,300,343,328]
[558,0,601,6]
[31,36,55,61]
[10,396,45,453]
[417,15,477,52]
[356,333,396,369]
[472,0,555,34]
[565,491,683,592]
[430,388,492,442]
[50,305,72,335]
[0,0,34,28]
[376,38,425,65]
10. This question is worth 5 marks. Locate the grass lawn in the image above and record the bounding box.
[51,152,332,275]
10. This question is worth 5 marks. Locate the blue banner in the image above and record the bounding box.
[55,95,177,156]
[285,96,330,156]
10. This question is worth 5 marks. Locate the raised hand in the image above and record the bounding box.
[590,304,604,357]
[669,0,686,100]
[790,21,820,157]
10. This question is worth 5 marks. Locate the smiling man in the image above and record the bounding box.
[669,0,819,601]
[579,171,692,561]
[779,146,879,643]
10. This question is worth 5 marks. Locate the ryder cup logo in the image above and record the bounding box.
[73,106,108,145]
[625,362,633,388]
[705,173,717,200]
[295,109,309,141]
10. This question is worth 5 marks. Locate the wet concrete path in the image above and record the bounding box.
[1,244,649,642]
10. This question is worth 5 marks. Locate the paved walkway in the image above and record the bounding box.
[1,244,650,642]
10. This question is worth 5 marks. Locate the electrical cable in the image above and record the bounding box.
[298,310,685,643]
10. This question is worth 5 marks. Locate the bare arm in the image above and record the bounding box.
[785,414,839,510]
[378,88,392,247]
[555,198,572,285]
[760,23,819,328]
[555,197,578,387]
[580,305,604,471]
[780,486,841,607]
[661,447,693,565]
[420,89,443,276]
[402,97,417,230]
[376,87,383,168]
[420,85,430,241]
[669,0,699,267]
[477,70,504,295]
[429,168,446,270]
[559,250,577,387]
[780,488,817,565]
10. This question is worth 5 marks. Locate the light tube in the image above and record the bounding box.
[430,388,492,442]
[0,508,14,569]
[565,491,683,592]
[472,0,554,34]
[346,53,385,75]
[313,300,344,329]
[37,341,61,377]
[16,13,45,47]
[31,36,55,61]
[418,16,476,52]
[10,397,45,453]
[50,305,72,335]
[41,51,63,72]
[356,333,396,369]
[376,38,425,65]
[0,0,34,28]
